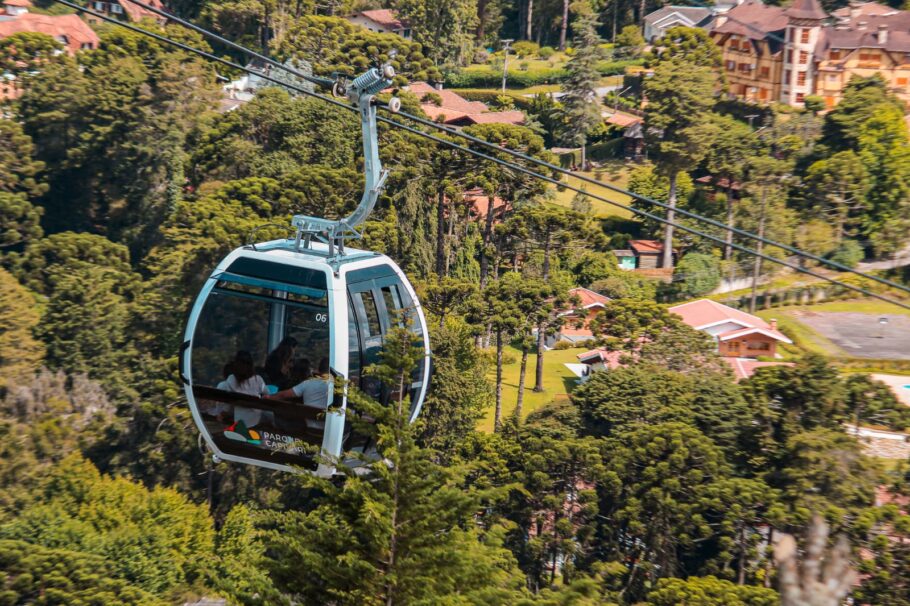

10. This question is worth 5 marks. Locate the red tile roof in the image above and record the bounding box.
[463,188,509,220]
[606,112,641,127]
[712,0,788,40]
[630,239,664,254]
[785,0,827,20]
[118,0,166,22]
[408,82,525,126]
[668,299,791,342]
[3,0,33,7]
[723,357,793,381]
[357,9,407,30]
[568,287,611,309]
[0,13,99,55]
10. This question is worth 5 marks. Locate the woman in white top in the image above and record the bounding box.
[217,350,269,427]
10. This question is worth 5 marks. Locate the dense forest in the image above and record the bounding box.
[2,0,910,604]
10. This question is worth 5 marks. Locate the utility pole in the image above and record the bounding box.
[501,39,513,93]
[749,183,768,313]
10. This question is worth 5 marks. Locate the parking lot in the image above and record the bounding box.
[792,311,910,360]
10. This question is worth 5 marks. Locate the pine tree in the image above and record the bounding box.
[264,326,528,605]
[558,2,602,169]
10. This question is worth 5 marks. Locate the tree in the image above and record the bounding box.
[650,26,723,70]
[558,2,602,168]
[263,326,528,605]
[599,422,731,601]
[395,0,478,66]
[0,268,44,391]
[0,119,47,199]
[615,24,644,49]
[0,192,42,249]
[671,252,722,298]
[844,374,910,431]
[0,31,63,75]
[804,151,871,244]
[0,539,165,606]
[702,114,760,260]
[646,576,779,605]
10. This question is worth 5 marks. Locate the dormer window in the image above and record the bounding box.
[111,2,122,13]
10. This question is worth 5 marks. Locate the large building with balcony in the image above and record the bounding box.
[695,0,910,107]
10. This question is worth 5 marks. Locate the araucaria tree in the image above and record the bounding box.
[558,1,603,169]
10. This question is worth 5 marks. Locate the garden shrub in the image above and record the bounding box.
[511,40,539,58]
[538,46,556,59]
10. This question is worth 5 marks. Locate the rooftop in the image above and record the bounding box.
[668,299,791,342]
[353,9,407,30]
[711,0,788,41]
[408,82,524,126]
[785,0,827,20]
[0,12,100,54]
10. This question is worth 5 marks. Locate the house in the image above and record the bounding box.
[346,9,411,39]
[407,81,525,127]
[463,187,509,223]
[612,249,636,270]
[704,0,910,107]
[644,5,715,41]
[669,296,791,350]
[0,2,100,55]
[553,287,611,345]
[82,0,167,25]
[576,348,624,377]
[629,239,675,269]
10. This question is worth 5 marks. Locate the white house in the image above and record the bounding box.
[346,9,411,39]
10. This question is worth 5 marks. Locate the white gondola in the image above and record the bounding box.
[179,64,431,476]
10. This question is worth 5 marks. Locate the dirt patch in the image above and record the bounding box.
[792,311,910,360]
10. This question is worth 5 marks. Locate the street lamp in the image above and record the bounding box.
[877,316,889,339]
[500,39,513,93]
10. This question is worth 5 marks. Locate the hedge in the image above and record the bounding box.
[444,59,643,89]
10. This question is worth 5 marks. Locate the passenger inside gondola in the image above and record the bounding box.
[217,350,272,428]
[271,357,331,430]
[263,336,298,390]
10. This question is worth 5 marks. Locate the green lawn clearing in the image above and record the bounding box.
[479,345,584,432]
[549,164,633,219]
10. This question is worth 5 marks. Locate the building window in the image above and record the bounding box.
[747,341,771,351]
[739,62,750,72]
[898,77,909,87]
[730,38,739,50]
[93,1,105,10]
[726,60,735,71]
[759,66,770,78]
[786,49,793,63]
[800,28,810,43]
[797,71,806,85]
[799,51,808,64]
[859,52,880,64]
[830,49,841,60]
[759,88,768,100]
[796,92,805,103]
[784,69,791,82]
[111,2,122,12]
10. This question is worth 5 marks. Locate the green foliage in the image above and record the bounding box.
[615,24,644,49]
[275,15,441,83]
[538,46,556,59]
[0,31,62,75]
[0,193,42,249]
[557,4,603,155]
[0,455,215,596]
[828,239,864,269]
[0,268,43,391]
[649,26,723,70]
[628,164,695,236]
[647,575,779,605]
[0,539,164,606]
[844,373,910,430]
[511,40,540,57]
[0,119,47,200]
[263,326,528,605]
[671,252,721,298]
[590,272,657,301]
[803,95,825,114]
[444,59,640,88]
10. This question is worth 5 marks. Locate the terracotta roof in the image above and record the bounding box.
[118,0,166,22]
[824,13,910,52]
[561,326,595,338]
[832,2,894,19]
[3,0,32,7]
[409,82,524,126]
[568,287,611,309]
[785,0,827,20]
[0,13,99,54]
[606,112,641,127]
[669,298,767,329]
[463,188,509,220]
[668,299,790,342]
[723,357,793,381]
[454,111,525,125]
[356,9,407,30]
[695,175,743,191]
[717,325,793,344]
[630,239,664,254]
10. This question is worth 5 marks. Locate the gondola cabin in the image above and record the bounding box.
[180,238,431,476]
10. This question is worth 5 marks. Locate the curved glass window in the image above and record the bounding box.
[191,265,331,469]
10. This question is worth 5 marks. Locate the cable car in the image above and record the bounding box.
[179,64,431,476]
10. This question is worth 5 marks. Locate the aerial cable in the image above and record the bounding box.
[49,0,910,310]
[114,0,910,300]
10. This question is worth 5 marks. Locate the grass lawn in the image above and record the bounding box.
[548,164,633,219]
[479,345,583,432]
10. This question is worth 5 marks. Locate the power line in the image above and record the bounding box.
[119,0,910,300]
[47,0,910,311]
